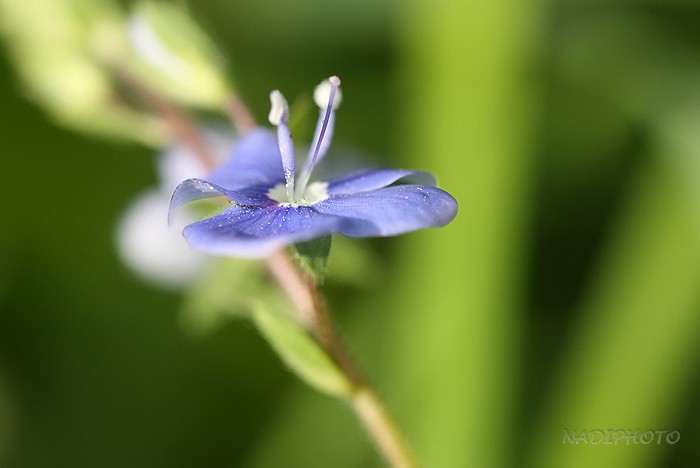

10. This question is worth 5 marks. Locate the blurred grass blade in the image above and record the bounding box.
[386,0,546,466]
[529,161,700,468]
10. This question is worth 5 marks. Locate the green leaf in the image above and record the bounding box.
[128,0,232,108]
[293,236,332,283]
[327,236,381,287]
[251,296,353,398]
[179,258,264,336]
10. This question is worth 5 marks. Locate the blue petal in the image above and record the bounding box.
[169,178,270,224]
[325,168,437,195]
[182,204,341,257]
[313,185,458,237]
[205,128,284,190]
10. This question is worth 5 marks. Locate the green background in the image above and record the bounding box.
[1,0,700,467]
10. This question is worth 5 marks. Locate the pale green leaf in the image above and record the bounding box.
[251,298,353,398]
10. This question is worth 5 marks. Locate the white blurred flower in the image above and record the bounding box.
[116,189,207,288]
[116,127,235,288]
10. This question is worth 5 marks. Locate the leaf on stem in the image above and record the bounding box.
[293,235,332,283]
[180,258,264,336]
[251,296,353,398]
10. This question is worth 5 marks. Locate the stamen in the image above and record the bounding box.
[313,76,343,110]
[268,90,289,126]
[268,90,295,201]
[295,76,341,199]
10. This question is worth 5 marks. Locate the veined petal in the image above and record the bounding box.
[169,178,269,224]
[325,169,437,195]
[313,185,458,237]
[183,205,342,257]
[206,128,285,190]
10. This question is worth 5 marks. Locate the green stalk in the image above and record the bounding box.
[386,0,546,466]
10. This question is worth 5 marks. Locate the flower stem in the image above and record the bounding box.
[115,68,218,168]
[225,95,258,135]
[265,250,417,468]
[352,387,417,468]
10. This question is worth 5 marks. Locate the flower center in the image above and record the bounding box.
[267,76,342,204]
[267,180,329,207]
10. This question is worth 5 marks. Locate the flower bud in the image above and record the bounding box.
[126,0,232,109]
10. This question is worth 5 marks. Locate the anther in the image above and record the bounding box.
[313,76,343,110]
[268,90,289,126]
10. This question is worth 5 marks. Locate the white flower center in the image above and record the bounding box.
[268,181,329,207]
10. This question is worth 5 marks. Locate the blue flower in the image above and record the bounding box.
[170,76,458,257]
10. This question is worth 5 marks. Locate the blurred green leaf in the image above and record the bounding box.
[326,236,381,287]
[126,0,232,109]
[293,236,331,284]
[0,0,170,144]
[179,258,264,336]
[183,252,354,398]
[251,294,353,399]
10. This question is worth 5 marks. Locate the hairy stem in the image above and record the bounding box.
[225,95,258,135]
[266,250,365,386]
[116,69,218,168]
[353,387,417,468]
[265,249,417,468]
